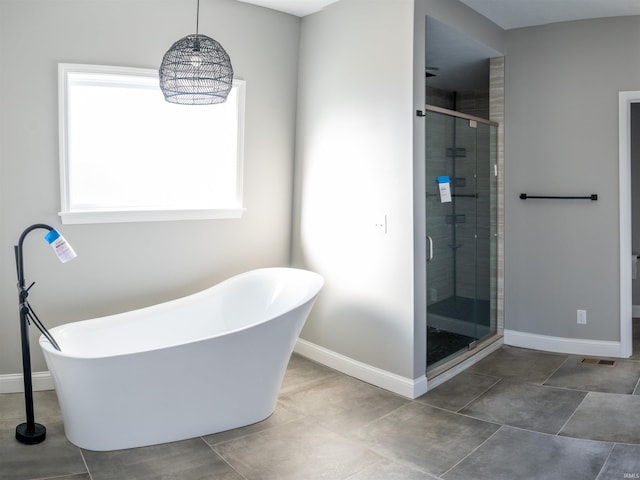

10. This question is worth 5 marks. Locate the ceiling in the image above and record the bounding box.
[425,16,500,92]
[236,0,338,17]
[458,0,640,30]
[238,0,640,28]
[236,0,640,93]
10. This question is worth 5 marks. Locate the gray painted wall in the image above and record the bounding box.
[0,0,300,374]
[292,0,504,380]
[292,0,416,378]
[504,17,640,341]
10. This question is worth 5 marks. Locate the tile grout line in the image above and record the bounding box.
[554,391,591,438]
[349,398,414,432]
[200,401,303,448]
[279,371,342,397]
[414,392,504,427]
[79,448,93,480]
[454,376,503,413]
[439,425,505,478]
[28,472,89,480]
[540,354,571,385]
[632,374,640,396]
[341,436,442,480]
[593,443,617,480]
[203,438,250,480]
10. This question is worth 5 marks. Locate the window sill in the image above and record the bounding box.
[59,208,245,224]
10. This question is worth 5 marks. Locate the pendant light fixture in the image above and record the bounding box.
[159,0,233,105]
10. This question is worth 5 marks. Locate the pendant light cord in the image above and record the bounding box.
[196,0,200,36]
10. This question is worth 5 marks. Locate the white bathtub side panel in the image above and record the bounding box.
[45,301,314,451]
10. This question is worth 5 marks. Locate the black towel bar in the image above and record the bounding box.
[519,193,597,201]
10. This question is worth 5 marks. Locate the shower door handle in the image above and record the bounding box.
[426,235,433,262]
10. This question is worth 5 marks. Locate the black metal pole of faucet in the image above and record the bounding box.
[14,223,54,445]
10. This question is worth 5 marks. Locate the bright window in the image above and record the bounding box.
[58,63,245,224]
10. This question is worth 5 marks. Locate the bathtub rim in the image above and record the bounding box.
[39,267,324,360]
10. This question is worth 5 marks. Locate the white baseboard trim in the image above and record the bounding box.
[633,305,640,317]
[504,329,625,358]
[294,338,428,399]
[0,372,54,394]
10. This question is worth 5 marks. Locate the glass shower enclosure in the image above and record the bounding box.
[425,106,498,370]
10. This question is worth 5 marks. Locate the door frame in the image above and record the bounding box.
[425,105,499,367]
[618,91,639,358]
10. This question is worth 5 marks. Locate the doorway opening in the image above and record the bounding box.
[425,106,498,370]
[424,16,504,375]
[626,97,640,358]
[618,91,639,359]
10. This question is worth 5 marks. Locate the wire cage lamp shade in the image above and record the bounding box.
[159,34,234,105]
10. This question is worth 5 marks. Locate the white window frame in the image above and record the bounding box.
[58,63,245,224]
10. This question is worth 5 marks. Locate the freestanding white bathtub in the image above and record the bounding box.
[40,267,323,451]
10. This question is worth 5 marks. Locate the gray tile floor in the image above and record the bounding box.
[2,338,640,479]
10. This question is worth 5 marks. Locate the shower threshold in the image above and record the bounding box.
[426,295,497,371]
[426,326,474,367]
[426,333,503,383]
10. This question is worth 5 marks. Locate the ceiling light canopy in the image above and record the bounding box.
[159,0,233,105]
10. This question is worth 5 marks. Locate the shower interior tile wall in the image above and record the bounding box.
[425,105,492,306]
[425,86,490,120]
[489,125,499,327]
[426,85,453,110]
[453,126,492,303]
[426,117,455,303]
[456,92,490,121]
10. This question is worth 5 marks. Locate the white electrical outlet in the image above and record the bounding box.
[577,309,587,325]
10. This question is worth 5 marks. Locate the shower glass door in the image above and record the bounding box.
[426,107,497,370]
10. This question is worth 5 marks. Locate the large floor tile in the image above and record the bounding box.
[460,379,587,434]
[280,353,340,395]
[560,392,640,443]
[0,419,86,480]
[203,400,304,445]
[467,346,567,384]
[82,437,241,480]
[214,418,382,480]
[279,373,409,435]
[353,402,500,476]
[596,444,640,480]
[544,356,640,394]
[443,426,612,480]
[0,391,62,423]
[416,371,499,412]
